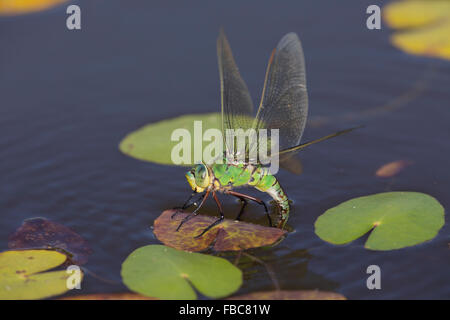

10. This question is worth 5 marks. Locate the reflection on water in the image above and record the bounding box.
[0,0,449,299]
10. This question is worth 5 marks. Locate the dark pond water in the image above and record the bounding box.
[1,0,449,299]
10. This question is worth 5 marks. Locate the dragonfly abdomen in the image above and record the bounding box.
[252,169,290,228]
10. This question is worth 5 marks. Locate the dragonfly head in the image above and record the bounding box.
[185,163,210,193]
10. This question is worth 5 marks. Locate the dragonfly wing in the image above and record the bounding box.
[278,126,363,156]
[217,29,255,162]
[279,154,303,174]
[254,33,308,167]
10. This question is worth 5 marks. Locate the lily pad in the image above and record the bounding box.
[119,113,221,165]
[8,218,92,265]
[228,290,346,300]
[153,210,287,252]
[315,192,444,250]
[0,0,67,16]
[383,0,450,60]
[121,245,242,300]
[0,249,82,300]
[375,160,412,178]
[59,293,157,300]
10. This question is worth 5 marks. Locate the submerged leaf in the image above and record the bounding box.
[119,113,221,165]
[315,192,445,250]
[153,209,287,252]
[8,217,92,265]
[375,160,412,178]
[0,249,82,300]
[228,290,346,300]
[383,0,450,60]
[121,245,242,300]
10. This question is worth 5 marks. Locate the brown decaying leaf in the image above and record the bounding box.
[8,218,92,265]
[375,160,413,178]
[59,293,157,300]
[153,210,287,252]
[228,290,346,300]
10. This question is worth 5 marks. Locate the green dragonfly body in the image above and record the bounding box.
[186,162,290,227]
[177,29,358,236]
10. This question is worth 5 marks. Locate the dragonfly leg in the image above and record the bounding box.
[225,194,248,221]
[235,198,248,221]
[194,191,224,238]
[175,190,210,231]
[171,192,205,218]
[225,190,272,227]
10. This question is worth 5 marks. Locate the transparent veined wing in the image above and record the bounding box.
[253,33,308,166]
[217,29,255,163]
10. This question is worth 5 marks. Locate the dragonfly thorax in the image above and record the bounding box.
[186,162,258,193]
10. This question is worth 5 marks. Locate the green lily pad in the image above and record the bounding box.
[59,293,157,300]
[121,245,242,299]
[315,192,445,250]
[119,113,221,165]
[0,249,82,300]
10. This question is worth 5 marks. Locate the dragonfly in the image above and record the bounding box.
[174,29,359,237]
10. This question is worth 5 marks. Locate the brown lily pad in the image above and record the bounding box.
[375,160,413,178]
[8,218,92,265]
[228,290,346,300]
[153,210,287,252]
[59,293,157,300]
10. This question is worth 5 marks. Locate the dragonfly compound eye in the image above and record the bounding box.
[194,164,209,188]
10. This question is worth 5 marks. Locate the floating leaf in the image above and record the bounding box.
[59,293,157,300]
[375,160,412,178]
[119,113,221,165]
[315,192,445,250]
[0,0,67,16]
[121,245,242,300]
[153,210,287,252]
[383,0,450,60]
[8,217,92,265]
[0,249,82,300]
[228,290,346,300]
